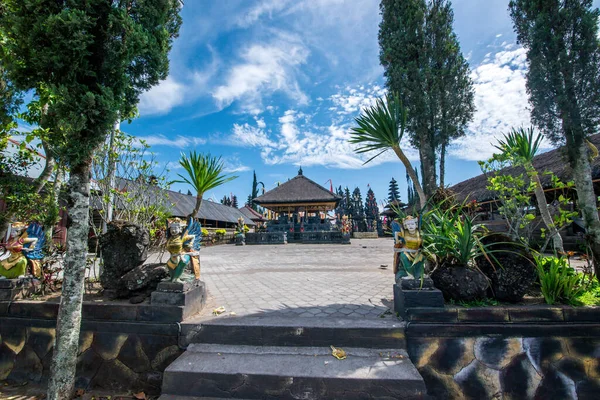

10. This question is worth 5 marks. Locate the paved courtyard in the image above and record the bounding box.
[190,238,395,321]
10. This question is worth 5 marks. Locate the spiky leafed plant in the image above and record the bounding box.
[350,93,426,209]
[176,152,237,219]
[495,127,564,253]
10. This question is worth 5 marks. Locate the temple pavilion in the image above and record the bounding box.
[253,168,343,242]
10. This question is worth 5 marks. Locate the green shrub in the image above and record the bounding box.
[534,255,582,305]
[201,228,209,236]
[215,229,226,236]
[422,203,497,268]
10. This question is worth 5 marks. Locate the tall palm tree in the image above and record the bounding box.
[349,93,426,209]
[176,152,237,219]
[496,127,564,253]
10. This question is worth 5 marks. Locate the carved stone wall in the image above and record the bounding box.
[0,320,181,394]
[408,336,600,400]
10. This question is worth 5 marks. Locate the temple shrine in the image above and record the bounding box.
[250,168,348,244]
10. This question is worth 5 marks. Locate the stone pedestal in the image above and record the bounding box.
[393,277,444,319]
[0,278,40,301]
[151,279,206,320]
[235,234,246,246]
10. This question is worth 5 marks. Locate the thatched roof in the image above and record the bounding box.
[168,190,256,226]
[254,170,341,205]
[239,205,265,222]
[451,133,600,202]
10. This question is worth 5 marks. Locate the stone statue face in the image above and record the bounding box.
[9,225,25,239]
[169,223,182,236]
[403,218,417,234]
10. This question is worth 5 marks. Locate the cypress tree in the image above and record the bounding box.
[509,0,600,278]
[379,0,474,194]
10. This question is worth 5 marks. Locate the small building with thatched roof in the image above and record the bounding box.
[253,168,342,239]
[253,168,341,215]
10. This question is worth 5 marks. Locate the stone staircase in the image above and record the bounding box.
[159,316,427,400]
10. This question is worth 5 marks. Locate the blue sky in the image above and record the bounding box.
[121,0,600,207]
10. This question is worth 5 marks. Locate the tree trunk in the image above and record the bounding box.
[531,169,564,253]
[439,141,446,189]
[34,140,55,194]
[190,195,203,220]
[571,140,600,279]
[103,119,120,234]
[393,146,426,210]
[418,131,437,197]
[47,159,92,400]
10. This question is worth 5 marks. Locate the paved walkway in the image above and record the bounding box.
[190,238,395,321]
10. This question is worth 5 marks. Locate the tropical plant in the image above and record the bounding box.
[422,204,486,267]
[510,0,600,280]
[91,132,171,231]
[176,152,237,219]
[495,127,564,253]
[350,93,426,209]
[534,255,582,305]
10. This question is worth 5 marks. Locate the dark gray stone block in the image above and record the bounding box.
[182,316,407,349]
[156,279,203,293]
[394,283,444,318]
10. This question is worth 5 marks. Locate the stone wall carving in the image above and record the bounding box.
[408,336,600,399]
[0,322,181,394]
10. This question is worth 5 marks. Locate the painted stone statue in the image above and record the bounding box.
[0,222,45,279]
[392,216,425,282]
[165,217,202,282]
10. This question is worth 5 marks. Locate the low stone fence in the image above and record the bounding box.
[405,305,600,399]
[245,232,287,245]
[0,280,206,395]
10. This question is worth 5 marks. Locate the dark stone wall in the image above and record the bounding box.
[0,319,181,394]
[408,335,600,400]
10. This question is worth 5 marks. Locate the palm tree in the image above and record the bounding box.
[176,152,237,219]
[349,93,426,209]
[496,127,564,253]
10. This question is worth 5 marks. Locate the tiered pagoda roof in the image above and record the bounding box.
[253,169,341,212]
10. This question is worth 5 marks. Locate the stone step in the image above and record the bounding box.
[180,316,406,349]
[161,344,426,400]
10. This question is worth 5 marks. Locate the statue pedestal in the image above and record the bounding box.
[0,278,40,301]
[235,234,246,246]
[150,279,206,320]
[393,277,444,319]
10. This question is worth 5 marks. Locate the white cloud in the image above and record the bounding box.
[328,84,386,115]
[138,47,220,116]
[223,155,251,173]
[231,123,274,148]
[237,0,291,27]
[212,33,309,114]
[138,77,185,116]
[449,46,551,161]
[137,134,206,148]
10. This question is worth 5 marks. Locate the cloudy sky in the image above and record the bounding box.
[124,0,600,206]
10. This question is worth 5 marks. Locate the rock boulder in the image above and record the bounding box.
[476,234,537,303]
[431,266,489,302]
[100,221,150,290]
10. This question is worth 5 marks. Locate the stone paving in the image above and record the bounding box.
[189,238,395,321]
